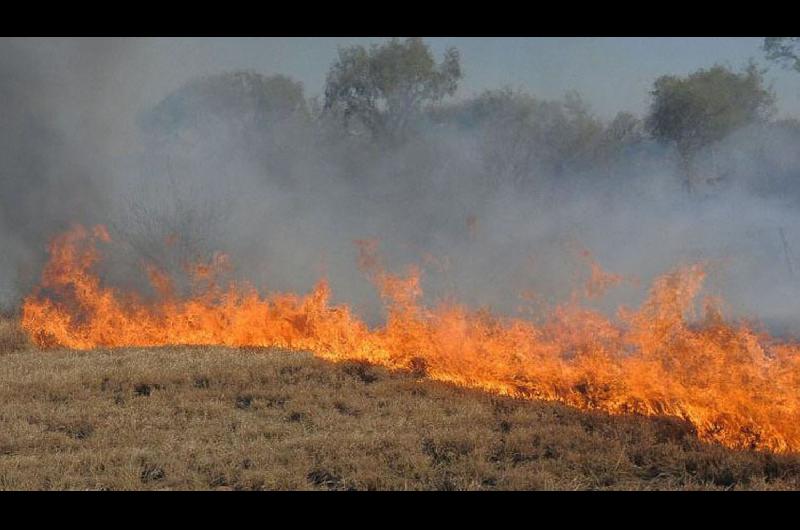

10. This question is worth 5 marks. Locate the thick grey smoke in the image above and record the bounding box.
[0,38,125,306]
[3,38,800,336]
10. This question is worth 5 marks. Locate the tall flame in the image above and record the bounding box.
[21,225,800,453]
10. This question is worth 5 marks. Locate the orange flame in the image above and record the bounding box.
[21,225,800,453]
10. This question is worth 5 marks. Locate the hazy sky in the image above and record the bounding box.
[117,37,800,121]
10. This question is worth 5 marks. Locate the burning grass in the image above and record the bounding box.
[1,344,799,491]
[18,225,800,453]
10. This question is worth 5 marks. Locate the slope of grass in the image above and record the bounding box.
[2,325,800,490]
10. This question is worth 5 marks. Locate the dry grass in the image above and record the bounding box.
[0,315,30,354]
[2,323,800,490]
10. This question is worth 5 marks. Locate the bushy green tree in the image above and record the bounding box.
[323,38,461,140]
[646,64,775,193]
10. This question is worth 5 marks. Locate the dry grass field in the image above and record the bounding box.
[2,316,800,490]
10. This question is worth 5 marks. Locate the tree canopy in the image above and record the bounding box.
[764,37,800,72]
[432,88,627,187]
[137,41,790,198]
[144,71,308,136]
[646,64,775,192]
[323,37,462,140]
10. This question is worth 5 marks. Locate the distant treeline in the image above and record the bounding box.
[141,37,800,201]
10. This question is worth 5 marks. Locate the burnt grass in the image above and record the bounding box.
[1,331,800,489]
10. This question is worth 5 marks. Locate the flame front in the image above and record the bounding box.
[21,225,800,453]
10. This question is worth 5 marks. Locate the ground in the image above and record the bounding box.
[1,320,800,490]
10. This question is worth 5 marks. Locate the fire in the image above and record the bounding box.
[21,225,800,453]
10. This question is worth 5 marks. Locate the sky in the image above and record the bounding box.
[110,37,800,121]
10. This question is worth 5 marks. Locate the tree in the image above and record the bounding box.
[558,91,606,172]
[645,64,775,193]
[605,111,643,146]
[431,88,611,188]
[144,71,308,138]
[142,71,311,184]
[323,38,462,140]
[764,37,800,72]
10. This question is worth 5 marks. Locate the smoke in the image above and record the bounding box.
[3,38,800,336]
[1,39,99,305]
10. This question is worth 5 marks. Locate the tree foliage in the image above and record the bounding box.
[324,38,462,140]
[145,71,308,136]
[143,71,311,182]
[138,41,789,199]
[433,88,622,188]
[646,64,775,192]
[764,37,800,72]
